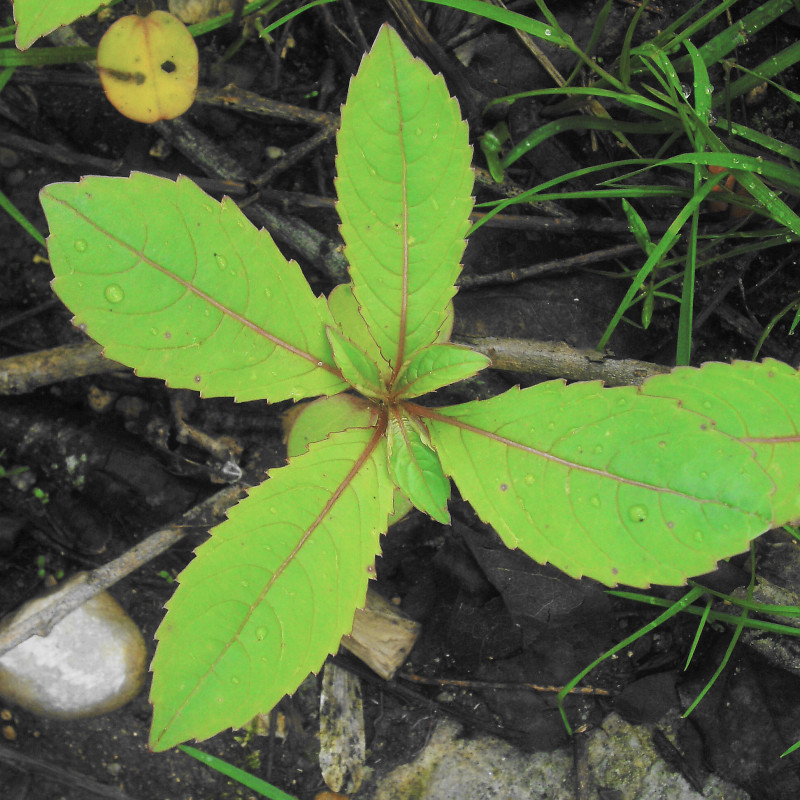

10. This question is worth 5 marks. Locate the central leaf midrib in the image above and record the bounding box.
[388,40,410,384]
[416,404,771,518]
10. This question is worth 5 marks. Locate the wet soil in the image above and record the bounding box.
[2,1,800,799]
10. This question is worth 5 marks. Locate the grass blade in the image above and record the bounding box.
[179,746,298,800]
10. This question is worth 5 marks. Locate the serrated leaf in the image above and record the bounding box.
[336,24,474,376]
[14,0,108,50]
[396,343,490,398]
[149,426,394,750]
[41,173,348,403]
[425,382,774,587]
[326,326,382,398]
[387,415,450,523]
[641,359,800,525]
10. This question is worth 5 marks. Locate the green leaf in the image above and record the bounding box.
[641,359,800,526]
[284,394,376,458]
[41,173,348,403]
[327,283,391,379]
[13,0,109,49]
[395,343,490,398]
[621,199,653,255]
[149,426,394,751]
[387,415,450,524]
[336,24,474,376]
[425,381,774,587]
[326,326,382,398]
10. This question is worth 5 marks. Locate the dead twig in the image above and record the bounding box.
[0,342,126,395]
[0,743,142,800]
[457,336,670,385]
[250,122,339,189]
[154,116,350,283]
[0,337,671,396]
[457,243,641,289]
[196,85,338,127]
[399,671,611,697]
[0,486,245,660]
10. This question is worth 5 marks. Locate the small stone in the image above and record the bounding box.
[0,573,146,719]
[2,724,16,741]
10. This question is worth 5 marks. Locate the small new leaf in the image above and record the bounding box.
[387,415,450,523]
[327,326,383,398]
[327,284,391,380]
[396,343,490,398]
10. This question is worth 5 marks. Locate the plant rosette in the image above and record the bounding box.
[39,25,800,751]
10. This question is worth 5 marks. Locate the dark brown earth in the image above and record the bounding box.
[2,1,800,798]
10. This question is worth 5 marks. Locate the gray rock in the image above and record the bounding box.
[362,712,750,800]
[0,573,146,719]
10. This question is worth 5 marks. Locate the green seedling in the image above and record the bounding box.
[39,26,800,751]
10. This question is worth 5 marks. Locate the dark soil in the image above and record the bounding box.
[2,1,800,799]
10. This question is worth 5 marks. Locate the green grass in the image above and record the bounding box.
[440,0,800,365]
[179,745,299,800]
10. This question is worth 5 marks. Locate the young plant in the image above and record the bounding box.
[39,25,800,751]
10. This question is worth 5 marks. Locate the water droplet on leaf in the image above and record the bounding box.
[628,504,648,522]
[74,239,87,252]
[215,254,228,270]
[104,284,124,303]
